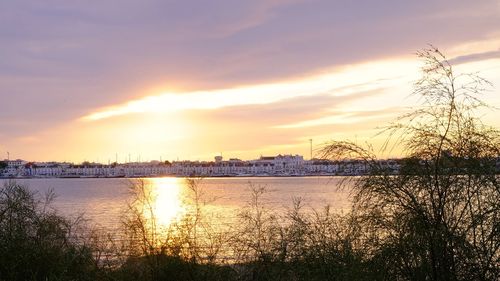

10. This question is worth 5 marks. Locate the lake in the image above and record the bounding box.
[0,177,351,231]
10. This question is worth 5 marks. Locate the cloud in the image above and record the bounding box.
[448,49,500,65]
[195,0,305,39]
[194,87,386,125]
[273,107,401,129]
[178,87,400,157]
[1,0,500,160]
[80,59,409,121]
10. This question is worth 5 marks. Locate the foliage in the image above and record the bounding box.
[0,180,99,281]
[322,46,500,280]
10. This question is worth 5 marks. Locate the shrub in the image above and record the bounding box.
[0,180,99,281]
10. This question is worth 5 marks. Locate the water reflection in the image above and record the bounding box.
[132,177,351,232]
[129,177,351,263]
[136,177,187,230]
[2,177,350,241]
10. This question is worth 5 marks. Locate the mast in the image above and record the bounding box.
[309,139,313,160]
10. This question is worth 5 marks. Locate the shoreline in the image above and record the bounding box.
[0,174,344,180]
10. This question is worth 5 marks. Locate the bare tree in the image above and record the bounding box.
[321,46,500,281]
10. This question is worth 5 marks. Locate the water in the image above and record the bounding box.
[0,177,351,231]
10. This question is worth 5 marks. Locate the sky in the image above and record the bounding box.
[1,0,500,163]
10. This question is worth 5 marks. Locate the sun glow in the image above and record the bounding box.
[81,59,416,121]
[35,44,500,163]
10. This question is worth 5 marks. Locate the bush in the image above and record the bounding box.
[0,180,99,281]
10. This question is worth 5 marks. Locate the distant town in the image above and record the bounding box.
[1,154,499,178]
[0,154,405,178]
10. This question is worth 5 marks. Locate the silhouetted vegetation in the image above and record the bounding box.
[321,46,500,280]
[1,47,498,280]
[0,180,99,281]
[115,180,372,281]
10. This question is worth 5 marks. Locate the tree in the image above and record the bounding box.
[322,46,500,281]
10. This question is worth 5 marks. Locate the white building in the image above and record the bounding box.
[1,159,28,177]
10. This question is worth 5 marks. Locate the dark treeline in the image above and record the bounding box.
[1,47,499,281]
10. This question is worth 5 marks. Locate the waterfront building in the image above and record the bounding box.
[0,154,431,178]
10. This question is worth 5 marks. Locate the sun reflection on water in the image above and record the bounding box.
[133,177,236,236]
[142,177,186,229]
[124,177,351,260]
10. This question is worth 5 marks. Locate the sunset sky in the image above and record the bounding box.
[1,0,500,163]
